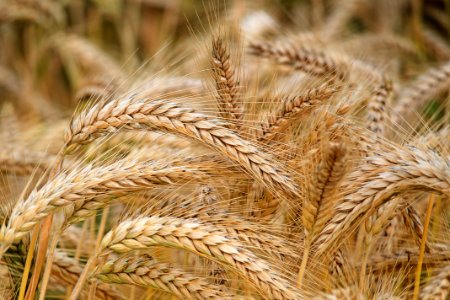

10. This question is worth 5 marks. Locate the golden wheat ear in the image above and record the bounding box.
[315,146,450,257]
[211,36,243,130]
[96,254,234,299]
[51,250,126,300]
[64,96,299,198]
[100,216,304,299]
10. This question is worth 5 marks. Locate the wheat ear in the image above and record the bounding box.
[393,61,450,126]
[247,40,345,79]
[298,142,346,287]
[101,216,303,300]
[0,149,55,176]
[313,286,365,300]
[211,37,243,129]
[315,147,450,256]
[96,254,232,300]
[0,159,206,250]
[51,251,125,300]
[402,205,430,252]
[421,29,450,61]
[65,97,299,197]
[256,86,336,141]
[366,78,392,136]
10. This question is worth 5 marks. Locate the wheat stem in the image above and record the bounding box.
[413,194,435,300]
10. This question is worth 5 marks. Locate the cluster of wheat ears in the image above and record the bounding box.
[0,0,449,299]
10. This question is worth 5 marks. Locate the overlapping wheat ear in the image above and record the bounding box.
[363,195,429,252]
[366,245,450,270]
[297,142,347,287]
[100,216,303,299]
[256,86,337,141]
[0,158,212,251]
[64,96,299,198]
[139,194,297,261]
[51,251,125,300]
[315,147,450,256]
[211,36,243,130]
[198,215,298,262]
[96,254,233,300]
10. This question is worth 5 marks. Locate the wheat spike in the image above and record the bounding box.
[393,61,450,126]
[421,266,450,300]
[65,97,299,197]
[211,37,243,129]
[421,29,450,61]
[366,78,392,136]
[248,40,345,79]
[0,149,54,176]
[0,159,208,250]
[304,142,347,241]
[257,86,336,141]
[315,147,450,256]
[96,254,233,300]
[51,250,125,300]
[101,216,303,299]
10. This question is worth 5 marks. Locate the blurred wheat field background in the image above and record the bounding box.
[0,0,449,299]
